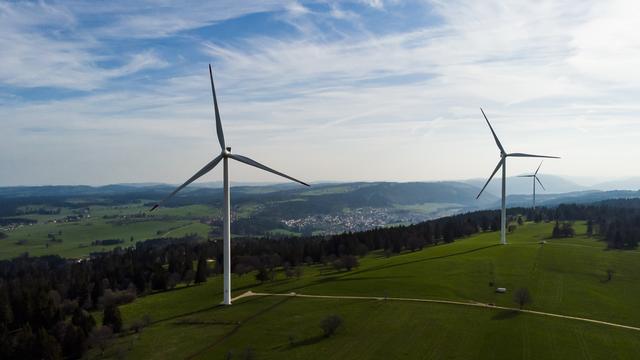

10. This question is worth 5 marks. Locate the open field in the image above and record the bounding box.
[95,222,640,359]
[0,204,219,259]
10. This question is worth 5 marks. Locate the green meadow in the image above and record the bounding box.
[0,204,219,259]
[95,222,640,359]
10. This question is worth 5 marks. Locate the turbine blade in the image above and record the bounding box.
[534,160,543,175]
[228,153,309,187]
[517,175,534,178]
[209,64,225,151]
[476,158,503,199]
[535,176,546,191]
[480,108,505,154]
[150,154,224,211]
[507,153,560,159]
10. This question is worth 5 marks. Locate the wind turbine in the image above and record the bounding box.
[476,108,559,245]
[150,65,309,305]
[518,161,545,210]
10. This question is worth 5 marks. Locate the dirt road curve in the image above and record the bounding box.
[231,291,640,332]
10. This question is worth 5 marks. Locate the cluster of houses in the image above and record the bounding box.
[282,207,424,234]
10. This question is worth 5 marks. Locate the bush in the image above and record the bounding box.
[255,267,275,283]
[333,255,359,271]
[100,287,136,308]
[103,305,123,333]
[551,221,575,238]
[320,314,343,337]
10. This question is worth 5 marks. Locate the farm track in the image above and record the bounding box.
[232,291,640,333]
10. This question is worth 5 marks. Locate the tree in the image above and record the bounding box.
[167,272,181,289]
[151,267,169,291]
[235,263,253,277]
[72,307,96,335]
[320,315,343,337]
[0,288,13,325]
[513,288,532,309]
[255,267,273,283]
[343,255,359,271]
[195,256,208,284]
[586,220,594,237]
[183,269,195,286]
[89,326,113,356]
[103,305,123,333]
[62,324,87,359]
[35,327,62,360]
[552,221,561,238]
[284,265,296,279]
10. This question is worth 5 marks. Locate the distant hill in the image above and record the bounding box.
[592,177,640,191]
[463,174,587,196]
[503,190,640,209]
[5,181,640,235]
[0,181,498,235]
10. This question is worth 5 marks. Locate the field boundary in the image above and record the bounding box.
[232,291,640,333]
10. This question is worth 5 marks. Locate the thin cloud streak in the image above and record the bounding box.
[2,0,640,185]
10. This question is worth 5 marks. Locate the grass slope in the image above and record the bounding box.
[97,222,640,359]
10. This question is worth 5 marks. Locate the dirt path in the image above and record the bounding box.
[232,291,640,332]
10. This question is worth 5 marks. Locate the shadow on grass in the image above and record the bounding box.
[147,283,265,325]
[491,310,520,320]
[279,243,501,294]
[185,297,292,359]
[289,335,326,348]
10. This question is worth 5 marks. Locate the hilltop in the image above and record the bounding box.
[95,221,640,359]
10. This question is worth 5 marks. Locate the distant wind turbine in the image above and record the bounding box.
[150,65,309,305]
[476,108,559,245]
[518,161,546,210]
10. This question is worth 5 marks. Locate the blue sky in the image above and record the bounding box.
[1,0,640,186]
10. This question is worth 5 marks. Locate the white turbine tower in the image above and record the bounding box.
[151,65,309,305]
[476,108,559,245]
[518,161,546,210]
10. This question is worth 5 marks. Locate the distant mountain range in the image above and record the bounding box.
[463,174,588,196]
[0,174,640,221]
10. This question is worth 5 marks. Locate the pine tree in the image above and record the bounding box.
[195,256,208,284]
[72,307,96,335]
[103,305,123,333]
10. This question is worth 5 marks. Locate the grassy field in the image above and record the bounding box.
[94,221,640,359]
[0,204,217,259]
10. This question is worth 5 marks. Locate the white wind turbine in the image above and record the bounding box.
[518,161,545,210]
[476,108,559,245]
[151,65,309,305]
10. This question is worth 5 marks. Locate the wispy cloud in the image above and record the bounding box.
[2,0,640,185]
[0,2,171,91]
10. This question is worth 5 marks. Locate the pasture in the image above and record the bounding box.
[95,221,640,359]
[0,204,218,259]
